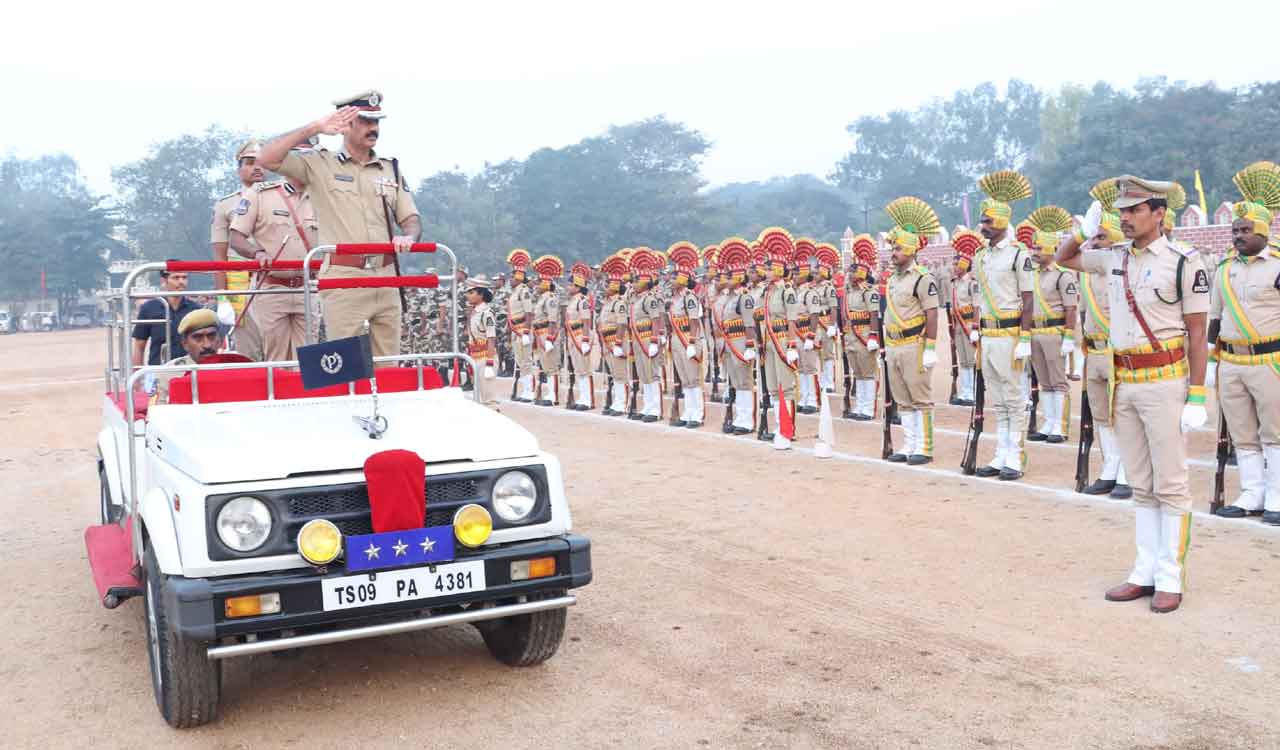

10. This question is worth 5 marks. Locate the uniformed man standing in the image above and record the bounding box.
[815,245,841,395]
[598,255,632,416]
[210,140,265,361]
[505,249,536,402]
[711,239,759,434]
[464,275,499,407]
[842,236,882,420]
[882,197,942,465]
[972,170,1037,481]
[1057,176,1211,614]
[949,231,982,407]
[668,244,706,428]
[628,249,666,422]
[228,170,319,362]
[257,90,421,358]
[757,228,801,449]
[564,263,596,411]
[1020,207,1078,444]
[1208,162,1280,525]
[1078,179,1132,499]
[530,255,565,406]
[793,240,821,414]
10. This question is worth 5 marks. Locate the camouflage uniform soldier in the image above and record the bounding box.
[843,235,882,420]
[531,255,565,406]
[506,249,536,401]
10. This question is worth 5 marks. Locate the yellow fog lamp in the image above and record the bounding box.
[453,504,493,548]
[297,519,343,565]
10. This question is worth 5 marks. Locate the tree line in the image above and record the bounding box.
[3,77,1278,307]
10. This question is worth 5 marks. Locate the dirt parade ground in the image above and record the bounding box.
[3,329,1280,750]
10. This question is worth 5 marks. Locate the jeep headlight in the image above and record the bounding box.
[491,471,538,523]
[216,496,272,552]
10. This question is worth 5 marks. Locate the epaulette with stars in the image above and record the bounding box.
[255,180,286,192]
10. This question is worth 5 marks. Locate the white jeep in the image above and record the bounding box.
[86,245,591,728]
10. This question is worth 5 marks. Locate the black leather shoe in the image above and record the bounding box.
[886,453,908,463]
[1263,511,1280,525]
[842,409,856,419]
[685,421,702,429]
[758,431,775,442]
[641,415,658,423]
[575,404,592,411]
[670,419,687,427]
[1083,479,1116,495]
[907,455,933,465]
[721,423,734,434]
[1027,432,1047,442]
[974,466,1001,478]
[998,468,1024,481]
[1109,484,1133,499]
[890,414,901,425]
[732,427,752,435]
[628,413,643,420]
[798,405,817,415]
[959,398,975,406]
[535,399,553,407]
[950,396,964,405]
[1214,505,1249,518]
[1045,435,1065,444]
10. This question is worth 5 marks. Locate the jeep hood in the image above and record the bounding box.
[146,389,539,483]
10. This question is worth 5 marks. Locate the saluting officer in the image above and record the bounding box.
[1208,162,1280,525]
[881,197,942,465]
[464,275,499,407]
[1058,176,1211,614]
[258,90,421,358]
[210,140,265,360]
[972,170,1037,481]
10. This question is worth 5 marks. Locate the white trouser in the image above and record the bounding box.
[899,408,916,456]
[575,376,592,407]
[988,416,1009,469]
[685,387,703,423]
[1232,448,1266,511]
[1266,446,1280,512]
[1004,420,1024,471]
[611,382,626,411]
[518,374,535,400]
[798,375,815,408]
[1038,392,1056,435]
[1127,508,1191,594]
[733,388,754,430]
[960,367,975,401]
[541,380,555,402]
[821,360,835,391]
[856,379,876,416]
[643,381,661,417]
[1097,424,1128,483]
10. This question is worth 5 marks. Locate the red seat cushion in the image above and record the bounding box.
[108,391,150,420]
[167,366,443,405]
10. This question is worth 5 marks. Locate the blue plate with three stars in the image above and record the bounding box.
[344,525,456,573]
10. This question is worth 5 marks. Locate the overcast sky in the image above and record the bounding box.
[4,0,1279,195]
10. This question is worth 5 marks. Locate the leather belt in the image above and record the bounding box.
[1033,316,1067,328]
[1220,339,1280,356]
[1086,338,1110,352]
[887,323,924,340]
[981,317,1022,330]
[1113,348,1186,370]
[265,275,305,288]
[330,254,394,269]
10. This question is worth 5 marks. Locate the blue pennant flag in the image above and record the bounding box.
[297,334,374,390]
[344,525,456,572]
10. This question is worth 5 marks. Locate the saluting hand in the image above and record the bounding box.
[315,107,359,136]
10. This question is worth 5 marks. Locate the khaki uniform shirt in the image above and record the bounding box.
[885,265,939,336]
[533,290,561,343]
[764,281,801,339]
[630,289,663,344]
[748,282,768,327]
[1081,268,1111,338]
[1033,264,1077,320]
[228,182,318,277]
[843,281,880,324]
[566,292,592,346]
[1079,235,1210,351]
[468,302,497,354]
[277,148,418,245]
[211,188,252,313]
[153,355,196,405]
[507,283,534,334]
[975,236,1035,319]
[600,294,629,349]
[1210,248,1280,341]
[669,290,702,344]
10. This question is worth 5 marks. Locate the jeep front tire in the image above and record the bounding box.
[142,544,221,727]
[477,589,567,667]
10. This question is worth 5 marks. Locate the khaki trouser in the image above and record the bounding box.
[671,336,702,384]
[721,343,753,390]
[952,322,976,367]
[764,336,797,394]
[252,282,316,362]
[1219,362,1280,453]
[232,304,264,361]
[603,337,629,381]
[537,336,562,380]
[512,331,534,373]
[1085,351,1113,425]
[631,337,660,384]
[474,365,496,406]
[981,335,1028,435]
[843,328,877,379]
[799,341,820,375]
[1113,378,1192,512]
[320,264,401,358]
[1030,334,1068,393]
[818,328,838,362]
[886,341,933,410]
[566,328,591,378]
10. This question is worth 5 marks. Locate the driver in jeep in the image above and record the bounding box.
[152,309,222,405]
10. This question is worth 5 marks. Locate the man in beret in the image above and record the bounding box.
[153,308,223,404]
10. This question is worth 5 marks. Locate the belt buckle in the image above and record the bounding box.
[1118,354,1134,370]
[363,254,380,271]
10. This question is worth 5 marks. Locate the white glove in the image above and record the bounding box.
[520,333,531,346]
[1181,402,1208,432]
[1205,361,1217,388]
[685,344,697,358]
[612,345,625,358]
[1061,337,1076,354]
[216,301,235,327]
[1080,200,1103,240]
[580,342,591,355]
[743,348,757,361]
[542,339,554,352]
[825,325,838,338]
[483,366,495,379]
[785,348,799,363]
[803,338,815,351]
[968,330,979,344]
[647,342,659,357]
[922,348,937,368]
[866,338,879,352]
[659,334,668,346]
[1014,340,1032,360]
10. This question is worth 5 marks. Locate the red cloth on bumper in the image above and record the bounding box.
[363,450,426,533]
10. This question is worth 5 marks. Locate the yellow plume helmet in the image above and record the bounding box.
[1233,161,1280,238]
[977,170,1032,230]
[1163,182,1186,230]
[1088,178,1120,213]
[1026,205,1073,233]
[1099,211,1124,244]
[884,196,940,255]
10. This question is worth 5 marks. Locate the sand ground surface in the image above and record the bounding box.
[2,328,1278,750]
